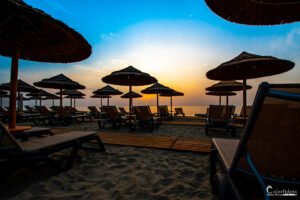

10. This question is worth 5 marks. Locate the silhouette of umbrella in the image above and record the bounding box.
[65,95,84,108]
[93,85,122,106]
[42,94,60,107]
[91,94,111,107]
[121,91,142,107]
[34,74,85,108]
[206,81,252,91]
[27,89,51,106]
[205,0,300,25]
[206,91,237,106]
[141,83,174,113]
[0,79,39,110]
[160,91,184,116]
[102,66,157,124]
[0,0,91,128]
[0,91,8,107]
[206,51,294,116]
[56,89,85,107]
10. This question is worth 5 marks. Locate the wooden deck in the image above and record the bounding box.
[98,132,212,153]
[162,120,206,126]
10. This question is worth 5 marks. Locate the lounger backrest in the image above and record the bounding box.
[239,106,252,117]
[158,105,169,115]
[0,122,23,151]
[208,105,234,121]
[88,106,99,113]
[133,106,152,121]
[232,83,300,180]
[118,107,127,114]
[102,106,119,119]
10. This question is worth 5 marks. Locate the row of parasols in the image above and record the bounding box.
[0,66,184,118]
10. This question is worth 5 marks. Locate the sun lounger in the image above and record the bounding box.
[118,107,128,115]
[0,122,105,182]
[205,105,235,136]
[98,106,127,129]
[210,82,300,199]
[88,106,101,118]
[133,106,160,131]
[158,105,171,120]
[174,107,185,117]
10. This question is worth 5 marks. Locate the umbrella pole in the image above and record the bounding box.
[219,96,221,106]
[60,89,63,109]
[0,97,2,107]
[170,96,173,117]
[107,97,109,106]
[157,93,159,114]
[52,99,54,107]
[243,79,247,117]
[74,99,76,109]
[40,96,42,107]
[8,50,19,129]
[226,96,229,106]
[101,98,102,107]
[70,97,72,107]
[129,85,132,124]
[35,98,38,106]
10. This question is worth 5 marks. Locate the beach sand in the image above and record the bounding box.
[1,119,242,199]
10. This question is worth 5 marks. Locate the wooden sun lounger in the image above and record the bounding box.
[133,106,160,132]
[0,122,105,182]
[210,82,300,200]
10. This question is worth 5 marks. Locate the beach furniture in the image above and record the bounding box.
[233,106,252,124]
[98,106,126,129]
[133,106,160,131]
[174,107,185,117]
[118,107,129,115]
[158,105,171,120]
[205,105,235,136]
[210,82,300,199]
[88,106,101,118]
[0,122,105,182]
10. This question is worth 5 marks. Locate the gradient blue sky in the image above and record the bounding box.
[1,0,299,108]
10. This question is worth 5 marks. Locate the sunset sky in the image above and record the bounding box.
[0,0,300,108]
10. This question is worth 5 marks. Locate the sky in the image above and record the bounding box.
[1,0,300,108]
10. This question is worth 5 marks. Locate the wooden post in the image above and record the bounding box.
[219,96,221,105]
[100,98,103,107]
[157,93,159,113]
[129,85,132,124]
[170,96,173,117]
[226,96,229,106]
[8,49,19,129]
[243,79,247,117]
[107,97,109,106]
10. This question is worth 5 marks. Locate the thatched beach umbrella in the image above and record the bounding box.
[0,79,39,111]
[93,85,122,106]
[0,91,8,108]
[42,94,60,107]
[64,95,84,109]
[160,91,184,116]
[34,74,85,108]
[0,0,91,128]
[205,0,300,25]
[26,89,51,106]
[56,89,85,107]
[141,83,174,113]
[121,91,142,107]
[102,66,157,123]
[206,91,237,106]
[91,94,111,107]
[206,51,294,116]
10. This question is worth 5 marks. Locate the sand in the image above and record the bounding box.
[1,118,242,199]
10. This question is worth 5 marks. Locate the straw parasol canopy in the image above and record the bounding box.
[121,91,142,99]
[27,89,51,106]
[206,81,252,91]
[91,94,111,107]
[0,0,91,128]
[206,91,237,105]
[93,85,122,106]
[64,95,84,108]
[34,74,85,108]
[102,66,157,124]
[56,89,85,107]
[205,0,300,25]
[206,51,294,116]
[160,90,184,115]
[141,83,174,113]
[0,79,39,92]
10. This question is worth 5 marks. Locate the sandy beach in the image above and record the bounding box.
[0,117,244,200]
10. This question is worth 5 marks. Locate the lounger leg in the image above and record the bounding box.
[64,147,79,171]
[210,147,218,194]
[95,135,105,152]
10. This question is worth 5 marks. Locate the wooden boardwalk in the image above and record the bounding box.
[98,132,212,153]
[162,121,206,126]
